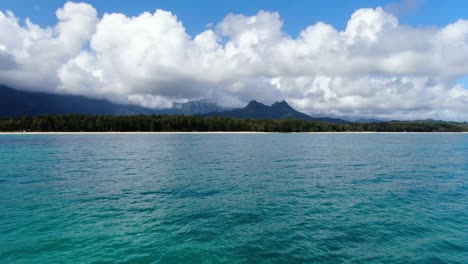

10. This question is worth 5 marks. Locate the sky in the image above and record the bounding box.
[0,0,467,120]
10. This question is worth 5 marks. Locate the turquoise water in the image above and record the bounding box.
[0,133,467,263]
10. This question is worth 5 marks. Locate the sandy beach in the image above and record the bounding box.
[0,131,466,135]
[0,131,271,135]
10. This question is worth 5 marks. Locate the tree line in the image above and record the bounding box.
[0,115,467,132]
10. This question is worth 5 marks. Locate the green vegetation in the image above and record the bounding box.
[0,115,467,132]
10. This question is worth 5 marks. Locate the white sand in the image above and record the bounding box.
[0,131,466,135]
[0,131,269,135]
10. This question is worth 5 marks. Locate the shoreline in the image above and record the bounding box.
[0,131,466,135]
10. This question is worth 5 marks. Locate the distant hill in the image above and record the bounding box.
[162,99,228,115]
[0,85,156,117]
[354,118,383,123]
[0,85,228,117]
[203,100,350,124]
[0,86,347,124]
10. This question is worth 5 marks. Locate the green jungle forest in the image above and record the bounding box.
[1,115,467,132]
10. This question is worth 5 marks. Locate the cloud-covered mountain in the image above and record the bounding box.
[170,99,228,115]
[0,85,155,116]
[203,100,349,124]
[0,2,467,121]
[0,85,344,123]
[0,85,230,116]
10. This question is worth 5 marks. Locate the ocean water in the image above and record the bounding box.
[0,133,467,263]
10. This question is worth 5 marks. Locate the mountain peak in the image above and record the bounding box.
[246,100,268,109]
[247,100,263,105]
[203,99,350,123]
[172,98,225,114]
[271,100,293,110]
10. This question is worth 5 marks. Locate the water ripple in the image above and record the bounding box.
[0,133,467,263]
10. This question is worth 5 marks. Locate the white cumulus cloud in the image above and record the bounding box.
[0,2,467,121]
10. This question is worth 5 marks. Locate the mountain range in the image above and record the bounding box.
[0,85,224,117]
[0,85,156,116]
[0,85,348,123]
[162,99,227,115]
[203,100,349,124]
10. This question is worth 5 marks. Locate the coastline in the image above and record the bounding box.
[0,131,466,135]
